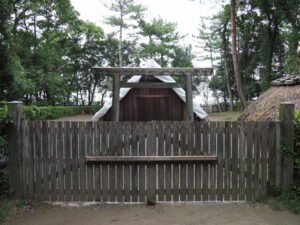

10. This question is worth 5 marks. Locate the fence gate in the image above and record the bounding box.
[10,120,282,203]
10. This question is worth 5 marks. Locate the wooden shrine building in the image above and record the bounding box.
[91,66,213,122]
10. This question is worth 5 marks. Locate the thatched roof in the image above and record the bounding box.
[238,75,300,121]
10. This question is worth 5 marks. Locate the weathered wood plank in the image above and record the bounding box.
[41,121,50,201]
[71,122,79,201]
[49,122,57,201]
[108,122,117,202]
[34,121,43,200]
[202,122,209,201]
[157,122,164,201]
[120,82,185,89]
[239,122,246,201]
[79,122,87,201]
[64,122,72,201]
[231,122,239,201]
[94,123,101,201]
[147,123,156,202]
[209,122,217,201]
[195,122,202,201]
[101,123,109,202]
[116,123,124,202]
[86,123,94,201]
[92,67,213,76]
[216,122,224,201]
[165,122,172,201]
[172,122,180,202]
[245,122,254,201]
[131,123,139,202]
[138,123,146,202]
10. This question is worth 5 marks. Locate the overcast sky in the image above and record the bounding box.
[70,0,222,67]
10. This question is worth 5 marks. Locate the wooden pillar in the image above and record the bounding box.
[7,101,23,198]
[112,75,120,121]
[185,74,194,121]
[279,102,294,190]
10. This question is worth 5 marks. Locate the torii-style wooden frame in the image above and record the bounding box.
[91,67,213,121]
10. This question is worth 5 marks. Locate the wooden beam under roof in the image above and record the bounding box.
[91,67,213,76]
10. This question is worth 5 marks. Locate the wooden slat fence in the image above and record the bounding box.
[13,121,280,202]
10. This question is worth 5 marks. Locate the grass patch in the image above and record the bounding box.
[266,192,300,214]
[0,199,16,225]
[210,111,242,120]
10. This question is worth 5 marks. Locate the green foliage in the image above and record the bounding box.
[139,17,183,66]
[267,191,300,214]
[294,110,300,192]
[23,105,100,120]
[0,102,11,199]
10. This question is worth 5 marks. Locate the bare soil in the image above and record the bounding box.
[8,203,300,225]
[55,113,235,122]
[238,85,300,121]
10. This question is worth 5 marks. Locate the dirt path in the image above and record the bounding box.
[8,203,300,225]
[55,114,234,122]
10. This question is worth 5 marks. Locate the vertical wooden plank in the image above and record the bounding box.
[180,122,187,201]
[116,122,124,202]
[27,121,35,199]
[165,122,172,201]
[35,121,43,200]
[86,122,94,201]
[109,122,117,202]
[253,122,260,200]
[260,122,268,196]
[223,122,231,201]
[202,122,209,201]
[49,122,57,201]
[187,122,194,201]
[19,121,29,199]
[185,74,194,121]
[79,122,87,201]
[209,122,217,201]
[42,121,50,201]
[131,123,139,202]
[112,75,120,121]
[57,122,64,201]
[94,122,101,201]
[157,122,164,201]
[138,123,146,202]
[147,122,156,203]
[217,122,224,201]
[123,123,131,202]
[101,123,109,202]
[195,122,202,201]
[275,122,281,187]
[245,122,254,201]
[172,122,180,202]
[71,122,79,201]
[279,103,295,189]
[64,122,72,201]
[239,122,246,201]
[231,122,239,201]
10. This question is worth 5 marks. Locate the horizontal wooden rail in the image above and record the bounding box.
[86,155,218,163]
[120,82,185,89]
[91,67,213,76]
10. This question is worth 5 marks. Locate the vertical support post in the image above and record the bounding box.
[185,74,194,121]
[7,101,23,198]
[279,102,294,190]
[112,74,120,121]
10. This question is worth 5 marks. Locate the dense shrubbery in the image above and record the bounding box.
[0,102,11,198]
[294,111,300,193]
[23,105,100,120]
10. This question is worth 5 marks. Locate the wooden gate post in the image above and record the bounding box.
[7,101,23,198]
[279,102,295,190]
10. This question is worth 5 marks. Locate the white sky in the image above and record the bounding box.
[70,0,224,104]
[70,0,222,67]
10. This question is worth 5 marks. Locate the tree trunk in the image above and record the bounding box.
[221,18,234,111]
[230,0,247,109]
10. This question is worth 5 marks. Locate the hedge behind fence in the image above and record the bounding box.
[23,105,100,120]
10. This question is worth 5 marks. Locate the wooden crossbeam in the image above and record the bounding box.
[120,82,185,89]
[91,67,213,76]
[86,155,218,163]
